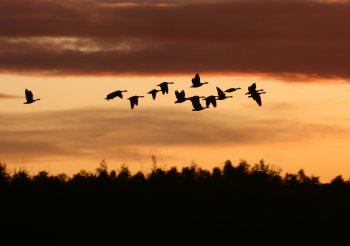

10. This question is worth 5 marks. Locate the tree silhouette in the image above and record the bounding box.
[0,159,349,244]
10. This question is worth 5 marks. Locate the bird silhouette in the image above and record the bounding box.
[191,73,208,88]
[216,87,232,100]
[127,95,144,109]
[202,95,218,108]
[188,96,206,111]
[105,90,127,101]
[246,83,266,107]
[157,82,174,95]
[147,89,161,100]
[175,90,188,104]
[23,89,40,104]
[225,87,241,93]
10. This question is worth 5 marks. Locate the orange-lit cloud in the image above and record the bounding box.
[0,107,347,162]
[0,0,350,78]
[0,93,21,99]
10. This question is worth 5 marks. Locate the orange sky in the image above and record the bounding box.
[1,0,350,182]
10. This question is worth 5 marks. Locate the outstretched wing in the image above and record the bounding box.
[190,97,203,110]
[130,100,135,109]
[252,93,262,106]
[180,90,185,98]
[192,73,200,85]
[175,90,180,98]
[211,97,217,107]
[216,87,225,98]
[195,73,200,81]
[248,83,257,93]
[25,89,33,101]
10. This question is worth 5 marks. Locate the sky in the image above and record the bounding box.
[1,0,350,182]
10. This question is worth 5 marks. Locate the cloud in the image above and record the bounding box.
[0,93,21,99]
[0,0,350,78]
[0,107,347,162]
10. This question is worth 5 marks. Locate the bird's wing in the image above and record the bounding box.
[252,93,262,106]
[249,83,257,92]
[195,73,200,81]
[211,97,217,107]
[175,90,180,98]
[190,97,202,110]
[192,74,200,85]
[129,99,135,109]
[151,92,156,100]
[216,87,225,98]
[205,98,210,108]
[25,89,33,101]
[180,90,185,98]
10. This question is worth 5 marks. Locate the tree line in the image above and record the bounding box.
[1,159,349,245]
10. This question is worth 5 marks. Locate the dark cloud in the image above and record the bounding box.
[0,0,350,78]
[0,107,346,161]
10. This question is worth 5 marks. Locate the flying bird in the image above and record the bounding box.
[191,73,208,88]
[175,90,188,104]
[216,87,233,100]
[245,83,266,107]
[23,89,40,104]
[128,95,144,109]
[157,82,174,95]
[148,89,161,100]
[188,96,206,111]
[225,87,241,93]
[202,95,218,108]
[105,90,127,101]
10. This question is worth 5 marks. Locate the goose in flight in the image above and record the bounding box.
[225,87,241,93]
[23,89,40,104]
[202,95,218,108]
[148,89,161,100]
[191,73,208,88]
[105,90,127,101]
[216,87,233,100]
[175,90,188,104]
[188,96,206,111]
[245,83,266,107]
[128,95,144,109]
[157,82,174,95]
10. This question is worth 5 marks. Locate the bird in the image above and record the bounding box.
[245,83,266,107]
[191,73,208,88]
[23,89,40,104]
[174,90,188,104]
[157,82,174,95]
[188,96,206,111]
[225,87,241,93]
[202,95,218,108]
[147,89,161,100]
[216,87,233,100]
[105,90,127,101]
[127,95,144,109]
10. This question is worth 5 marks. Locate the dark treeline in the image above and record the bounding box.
[1,159,349,244]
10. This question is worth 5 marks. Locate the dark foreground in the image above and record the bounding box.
[1,160,349,245]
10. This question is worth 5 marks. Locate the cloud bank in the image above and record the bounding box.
[0,0,350,78]
[0,107,346,162]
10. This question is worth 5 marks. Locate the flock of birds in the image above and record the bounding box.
[23,73,266,111]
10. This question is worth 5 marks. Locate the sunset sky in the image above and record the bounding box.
[1,0,350,182]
